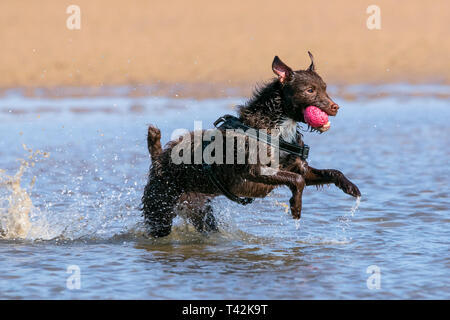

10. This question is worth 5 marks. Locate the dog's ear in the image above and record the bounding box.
[307,51,315,72]
[272,56,293,83]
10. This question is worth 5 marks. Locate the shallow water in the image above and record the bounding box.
[0,86,449,299]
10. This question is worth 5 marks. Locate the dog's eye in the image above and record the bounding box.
[306,88,315,94]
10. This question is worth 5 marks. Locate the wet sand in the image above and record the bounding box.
[0,0,449,93]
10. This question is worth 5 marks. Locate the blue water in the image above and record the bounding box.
[0,86,449,299]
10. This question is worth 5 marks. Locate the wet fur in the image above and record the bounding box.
[142,54,361,237]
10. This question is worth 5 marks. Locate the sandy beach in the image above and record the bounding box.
[0,0,449,93]
[1,1,450,302]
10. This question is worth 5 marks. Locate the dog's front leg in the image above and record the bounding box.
[304,166,361,197]
[243,167,305,219]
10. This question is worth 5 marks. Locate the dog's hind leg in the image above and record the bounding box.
[190,198,218,233]
[177,194,219,233]
[142,178,181,238]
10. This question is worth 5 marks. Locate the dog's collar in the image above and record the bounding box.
[213,114,310,160]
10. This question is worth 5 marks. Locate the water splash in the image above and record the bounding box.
[350,196,361,217]
[335,196,362,242]
[0,140,363,243]
[0,145,49,239]
[274,200,289,214]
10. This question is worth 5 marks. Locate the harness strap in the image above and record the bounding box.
[202,114,310,206]
[213,115,309,160]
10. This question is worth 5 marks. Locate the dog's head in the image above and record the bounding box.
[272,52,338,132]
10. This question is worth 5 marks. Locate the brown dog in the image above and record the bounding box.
[142,53,360,237]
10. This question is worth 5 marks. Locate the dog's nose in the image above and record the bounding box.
[330,103,339,112]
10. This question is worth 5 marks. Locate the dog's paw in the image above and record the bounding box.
[339,180,361,198]
[331,171,361,198]
[289,197,302,219]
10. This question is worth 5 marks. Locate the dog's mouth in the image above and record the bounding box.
[316,121,331,133]
[303,106,331,133]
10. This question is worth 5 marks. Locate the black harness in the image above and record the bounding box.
[203,114,310,205]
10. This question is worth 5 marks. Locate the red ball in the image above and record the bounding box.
[304,106,329,128]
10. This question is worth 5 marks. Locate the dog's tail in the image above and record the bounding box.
[147,125,163,162]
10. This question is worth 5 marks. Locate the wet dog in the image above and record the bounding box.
[142,53,361,237]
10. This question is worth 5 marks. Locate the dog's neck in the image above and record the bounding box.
[238,80,300,143]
